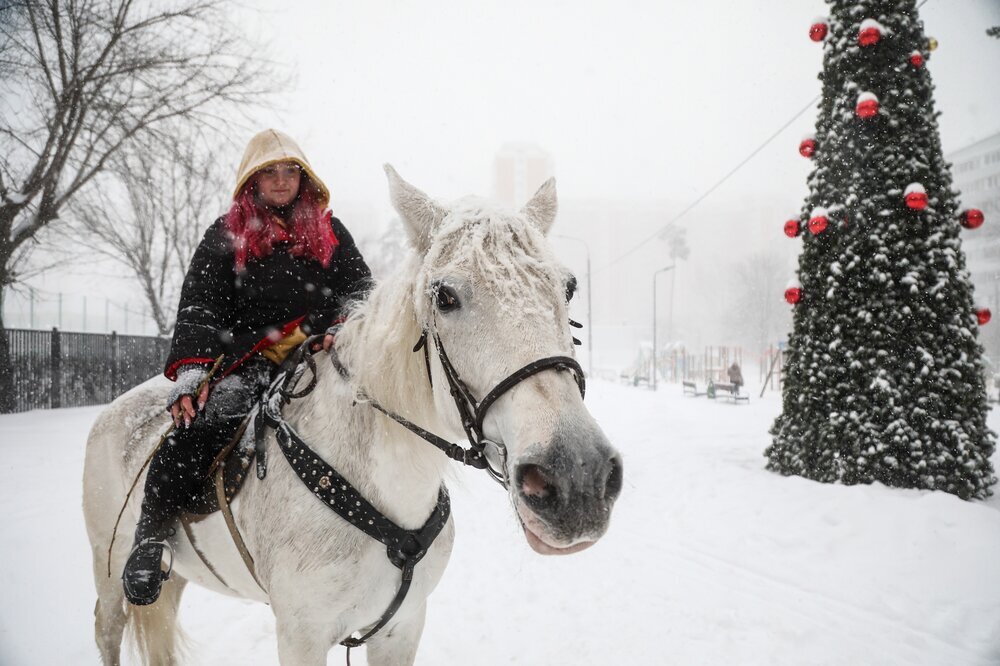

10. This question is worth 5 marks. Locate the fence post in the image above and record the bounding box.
[110,331,119,402]
[50,327,61,409]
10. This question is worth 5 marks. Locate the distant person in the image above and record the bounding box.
[121,129,372,606]
[728,362,744,394]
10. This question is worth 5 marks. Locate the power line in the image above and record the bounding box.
[595,93,821,275]
[594,0,934,275]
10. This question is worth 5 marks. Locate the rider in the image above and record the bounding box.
[122,129,372,605]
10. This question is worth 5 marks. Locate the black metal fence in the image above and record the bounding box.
[6,328,169,413]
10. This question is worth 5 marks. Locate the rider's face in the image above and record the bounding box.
[256,162,302,207]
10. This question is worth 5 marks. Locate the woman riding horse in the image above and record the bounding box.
[123,129,372,605]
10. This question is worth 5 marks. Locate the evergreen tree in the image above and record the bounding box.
[767,0,996,500]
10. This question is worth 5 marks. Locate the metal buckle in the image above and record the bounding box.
[162,541,175,579]
[480,438,510,488]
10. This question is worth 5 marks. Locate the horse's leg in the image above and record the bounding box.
[365,602,427,666]
[91,547,127,666]
[275,616,343,666]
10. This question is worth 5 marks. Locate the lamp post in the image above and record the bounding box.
[554,234,593,377]
[652,265,675,391]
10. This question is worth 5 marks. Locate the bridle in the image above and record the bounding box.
[252,305,586,653]
[360,325,586,488]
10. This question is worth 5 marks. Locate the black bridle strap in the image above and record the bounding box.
[430,332,481,445]
[365,400,488,469]
[474,356,585,434]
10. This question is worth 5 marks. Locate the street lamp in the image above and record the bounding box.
[652,265,675,391]
[554,234,593,377]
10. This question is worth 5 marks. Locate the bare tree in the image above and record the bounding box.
[725,250,792,356]
[359,218,409,282]
[0,0,273,411]
[659,222,690,263]
[73,128,231,335]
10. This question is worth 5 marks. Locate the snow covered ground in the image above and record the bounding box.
[1,380,998,665]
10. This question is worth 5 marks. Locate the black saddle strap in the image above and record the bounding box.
[341,560,416,649]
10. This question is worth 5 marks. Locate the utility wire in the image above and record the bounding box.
[595,0,934,275]
[594,93,821,275]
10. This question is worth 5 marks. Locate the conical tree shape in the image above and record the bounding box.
[766,0,996,500]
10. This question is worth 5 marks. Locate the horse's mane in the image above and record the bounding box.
[336,251,432,424]
[336,197,566,423]
[425,198,566,320]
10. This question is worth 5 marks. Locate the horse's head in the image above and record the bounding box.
[385,165,622,555]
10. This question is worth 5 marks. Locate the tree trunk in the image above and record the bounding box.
[0,283,15,413]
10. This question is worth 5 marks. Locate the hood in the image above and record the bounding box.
[233,129,330,207]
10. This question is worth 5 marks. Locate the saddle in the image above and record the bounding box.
[184,354,309,515]
[184,412,259,515]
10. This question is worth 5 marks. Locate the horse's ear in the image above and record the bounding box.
[521,177,558,235]
[384,164,446,253]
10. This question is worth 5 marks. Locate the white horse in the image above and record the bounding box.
[83,166,622,665]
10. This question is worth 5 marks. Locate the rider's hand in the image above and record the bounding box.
[165,363,212,428]
[169,381,210,428]
[310,333,335,353]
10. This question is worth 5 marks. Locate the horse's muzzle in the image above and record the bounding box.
[512,426,622,554]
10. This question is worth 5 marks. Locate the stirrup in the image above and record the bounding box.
[122,539,174,606]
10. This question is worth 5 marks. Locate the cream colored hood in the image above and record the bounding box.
[233,129,330,207]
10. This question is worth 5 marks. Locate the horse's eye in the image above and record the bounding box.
[565,276,578,303]
[434,283,461,312]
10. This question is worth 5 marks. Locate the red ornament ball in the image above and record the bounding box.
[904,183,928,210]
[784,219,801,238]
[799,137,817,158]
[960,208,984,229]
[808,207,829,235]
[785,287,802,305]
[977,308,992,326]
[858,22,882,47]
[809,19,828,42]
[909,51,924,67]
[856,93,879,119]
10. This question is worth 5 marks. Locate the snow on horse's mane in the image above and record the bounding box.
[425,196,564,318]
[336,195,564,423]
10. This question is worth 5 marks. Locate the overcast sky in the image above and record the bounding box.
[242,0,1000,208]
[11,0,1000,343]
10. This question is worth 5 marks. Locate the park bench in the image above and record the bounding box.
[709,381,749,403]
[682,380,703,396]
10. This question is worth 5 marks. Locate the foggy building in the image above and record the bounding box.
[493,143,554,208]
[948,132,1000,367]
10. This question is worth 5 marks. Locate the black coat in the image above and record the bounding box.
[165,215,371,379]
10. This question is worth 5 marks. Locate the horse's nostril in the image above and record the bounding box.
[604,456,623,501]
[517,464,558,507]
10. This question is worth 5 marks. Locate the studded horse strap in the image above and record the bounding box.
[267,414,450,645]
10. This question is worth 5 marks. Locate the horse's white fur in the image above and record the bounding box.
[83,167,612,665]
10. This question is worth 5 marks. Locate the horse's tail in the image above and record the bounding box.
[124,574,189,665]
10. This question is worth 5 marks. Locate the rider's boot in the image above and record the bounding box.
[122,510,175,605]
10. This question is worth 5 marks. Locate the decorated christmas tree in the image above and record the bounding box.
[766,1,996,500]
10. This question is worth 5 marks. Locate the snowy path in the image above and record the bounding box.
[1,381,998,665]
